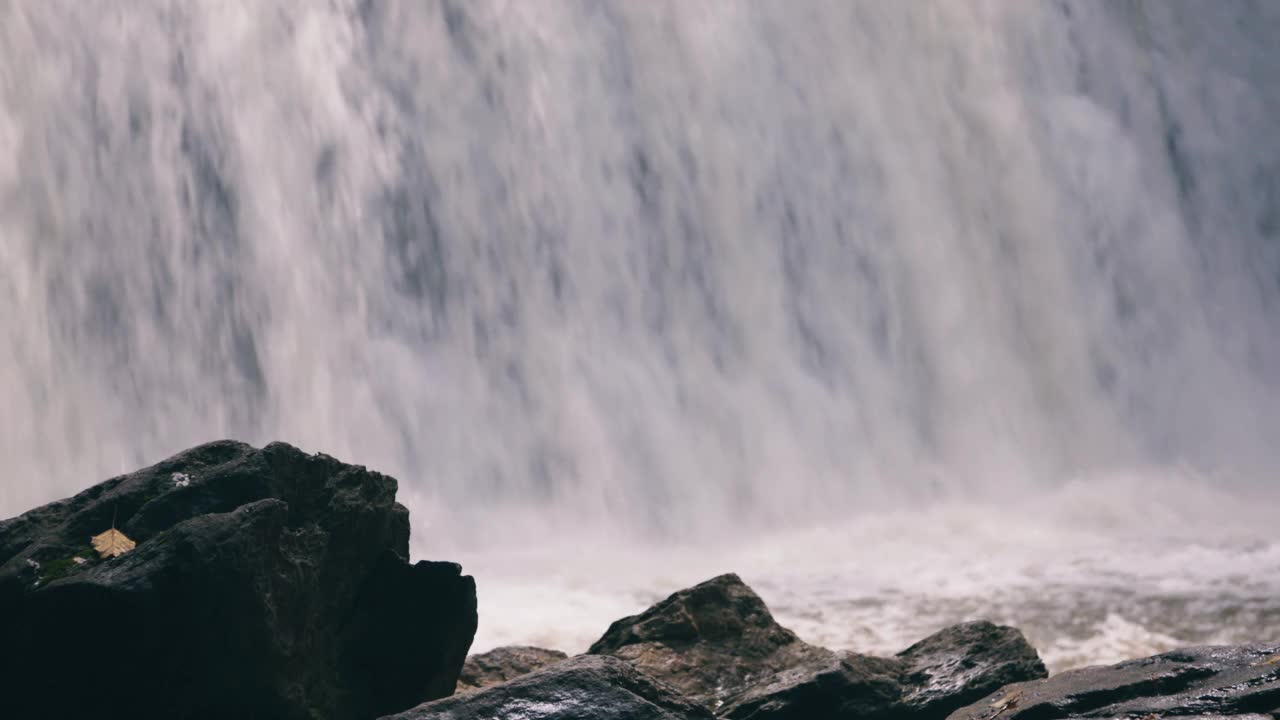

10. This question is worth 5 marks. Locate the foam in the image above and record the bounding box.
[453,469,1280,671]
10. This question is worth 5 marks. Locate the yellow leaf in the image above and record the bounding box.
[91,528,136,559]
[985,689,1022,719]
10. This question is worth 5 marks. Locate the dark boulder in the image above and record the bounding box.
[0,440,477,720]
[456,645,569,692]
[380,654,715,720]
[947,644,1280,719]
[897,621,1047,717]
[587,573,831,709]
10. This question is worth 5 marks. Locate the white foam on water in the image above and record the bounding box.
[1041,615,1186,672]
[452,467,1280,671]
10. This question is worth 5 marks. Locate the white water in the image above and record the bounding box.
[2,1,1278,671]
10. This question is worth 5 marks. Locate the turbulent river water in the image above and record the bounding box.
[2,1,1279,671]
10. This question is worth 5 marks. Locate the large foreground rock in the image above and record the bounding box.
[0,440,477,720]
[588,573,831,708]
[948,644,1280,719]
[381,655,715,720]
[456,645,569,692]
[589,574,1046,719]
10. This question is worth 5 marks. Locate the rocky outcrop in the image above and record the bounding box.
[948,644,1280,719]
[588,574,1046,719]
[0,440,477,720]
[381,655,715,720]
[456,645,569,692]
[717,622,1046,720]
[587,573,831,708]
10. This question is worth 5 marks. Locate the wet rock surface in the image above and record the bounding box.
[897,620,1048,718]
[456,644,569,692]
[948,644,1280,719]
[587,573,832,708]
[718,650,905,719]
[717,621,1046,720]
[588,574,1046,719]
[381,654,715,720]
[0,440,477,720]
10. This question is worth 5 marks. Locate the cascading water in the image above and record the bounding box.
[2,0,1278,670]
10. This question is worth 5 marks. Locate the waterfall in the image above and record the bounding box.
[3,0,1278,667]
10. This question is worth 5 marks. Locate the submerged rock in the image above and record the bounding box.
[0,440,477,720]
[382,654,715,720]
[947,644,1280,719]
[587,573,831,708]
[456,645,569,692]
